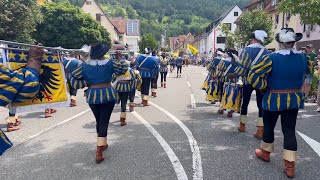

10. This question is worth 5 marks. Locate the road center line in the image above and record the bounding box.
[190,94,196,109]
[131,111,188,180]
[187,81,191,87]
[14,109,92,148]
[297,131,320,157]
[148,101,203,180]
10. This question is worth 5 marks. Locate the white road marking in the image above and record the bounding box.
[184,74,187,79]
[191,94,196,108]
[202,73,208,76]
[15,109,92,147]
[131,111,188,180]
[300,114,320,118]
[297,131,320,157]
[167,73,170,78]
[187,81,191,87]
[149,101,203,180]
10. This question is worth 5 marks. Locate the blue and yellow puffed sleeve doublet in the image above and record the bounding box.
[113,69,135,93]
[234,47,269,78]
[248,51,311,111]
[69,65,87,90]
[137,55,158,78]
[0,64,40,107]
[70,59,129,104]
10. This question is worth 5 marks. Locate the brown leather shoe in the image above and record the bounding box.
[284,160,295,178]
[45,109,52,118]
[255,148,271,162]
[227,111,233,117]
[253,126,263,140]
[153,92,157,97]
[129,103,135,112]
[164,83,166,88]
[161,83,163,88]
[238,122,246,133]
[143,100,149,107]
[7,123,20,132]
[120,113,127,126]
[14,117,21,126]
[70,99,77,107]
[96,146,105,164]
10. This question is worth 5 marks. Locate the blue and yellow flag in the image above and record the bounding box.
[187,44,199,55]
[6,50,69,111]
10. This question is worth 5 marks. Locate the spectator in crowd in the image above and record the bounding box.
[303,44,318,102]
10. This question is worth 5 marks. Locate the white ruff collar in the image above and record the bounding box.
[274,49,302,55]
[247,43,265,48]
[222,57,232,62]
[87,59,110,66]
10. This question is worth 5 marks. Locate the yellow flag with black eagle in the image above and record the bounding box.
[6,49,69,112]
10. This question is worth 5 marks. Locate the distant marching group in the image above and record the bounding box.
[201,28,317,178]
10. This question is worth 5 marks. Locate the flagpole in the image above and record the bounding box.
[0,40,86,53]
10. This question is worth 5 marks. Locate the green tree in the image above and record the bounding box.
[220,24,236,49]
[125,5,139,19]
[278,0,320,25]
[0,0,42,42]
[138,33,159,53]
[234,10,273,46]
[34,2,111,49]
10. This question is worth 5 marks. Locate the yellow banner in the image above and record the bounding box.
[7,50,68,107]
[187,44,199,55]
[172,51,179,58]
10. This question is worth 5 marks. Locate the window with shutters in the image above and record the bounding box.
[86,1,92,5]
[217,37,226,44]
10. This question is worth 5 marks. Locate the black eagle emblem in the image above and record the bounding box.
[33,65,60,102]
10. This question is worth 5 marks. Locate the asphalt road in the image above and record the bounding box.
[1,65,319,180]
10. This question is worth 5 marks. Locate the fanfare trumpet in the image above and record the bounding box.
[0,40,89,55]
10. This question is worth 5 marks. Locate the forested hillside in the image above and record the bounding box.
[67,0,249,40]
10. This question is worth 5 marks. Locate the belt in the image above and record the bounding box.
[119,80,130,82]
[91,83,112,88]
[140,68,151,70]
[269,89,301,93]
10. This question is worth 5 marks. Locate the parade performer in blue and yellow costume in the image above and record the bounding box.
[215,49,242,117]
[136,48,158,106]
[205,49,224,103]
[63,56,82,107]
[175,54,183,78]
[151,51,160,97]
[70,43,129,164]
[159,52,168,88]
[0,46,44,154]
[112,51,136,126]
[230,30,270,139]
[250,28,311,178]
[127,50,142,112]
